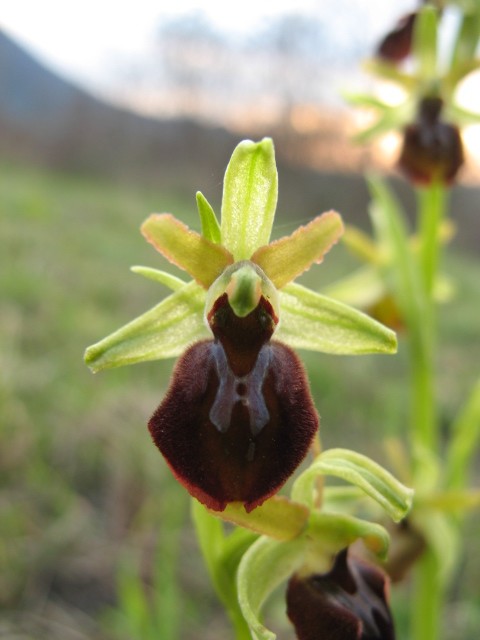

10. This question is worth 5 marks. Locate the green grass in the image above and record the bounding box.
[1,161,479,639]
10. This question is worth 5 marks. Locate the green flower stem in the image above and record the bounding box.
[409,182,448,640]
[412,549,444,640]
[417,181,447,297]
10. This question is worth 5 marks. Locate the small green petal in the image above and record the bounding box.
[251,211,344,289]
[225,263,263,318]
[196,191,221,243]
[141,213,233,289]
[84,280,209,372]
[221,138,278,260]
[130,266,186,291]
[292,448,414,522]
[276,282,397,355]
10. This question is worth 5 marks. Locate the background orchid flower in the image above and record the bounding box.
[348,4,480,185]
[85,138,397,512]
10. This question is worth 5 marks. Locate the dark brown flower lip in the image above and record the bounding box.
[148,337,318,512]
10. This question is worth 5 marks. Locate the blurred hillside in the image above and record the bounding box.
[1,28,479,253]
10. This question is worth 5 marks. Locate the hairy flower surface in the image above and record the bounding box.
[85,139,396,511]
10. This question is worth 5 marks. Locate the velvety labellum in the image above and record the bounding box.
[286,549,395,640]
[148,295,318,512]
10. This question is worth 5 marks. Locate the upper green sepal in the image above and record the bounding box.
[221,138,278,260]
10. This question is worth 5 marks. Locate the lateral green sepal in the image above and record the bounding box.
[84,280,209,371]
[276,282,397,355]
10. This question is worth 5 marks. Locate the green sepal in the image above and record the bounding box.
[306,511,390,560]
[291,448,414,523]
[342,224,382,264]
[362,59,417,91]
[353,101,414,144]
[141,213,233,288]
[130,265,186,291]
[276,282,397,355]
[448,102,480,127]
[196,191,221,244]
[84,280,209,372]
[450,7,480,75]
[251,210,344,289]
[322,266,386,310]
[237,536,308,640]
[213,496,309,541]
[221,138,278,260]
[413,5,438,81]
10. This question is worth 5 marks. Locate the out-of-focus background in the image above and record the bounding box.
[1,2,479,639]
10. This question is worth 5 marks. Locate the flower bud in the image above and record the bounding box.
[377,13,416,63]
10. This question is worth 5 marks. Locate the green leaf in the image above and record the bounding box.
[292,449,414,522]
[237,536,306,640]
[276,282,397,355]
[141,213,233,288]
[363,59,417,90]
[251,210,344,289]
[445,379,480,490]
[367,175,426,328]
[221,138,278,260]
[130,265,186,291]
[84,280,209,371]
[413,510,459,585]
[448,102,480,127]
[196,191,221,243]
[413,6,438,80]
[451,8,480,71]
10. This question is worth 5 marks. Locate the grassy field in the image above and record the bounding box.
[1,161,479,639]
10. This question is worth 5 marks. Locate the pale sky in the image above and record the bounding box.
[1,0,415,96]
